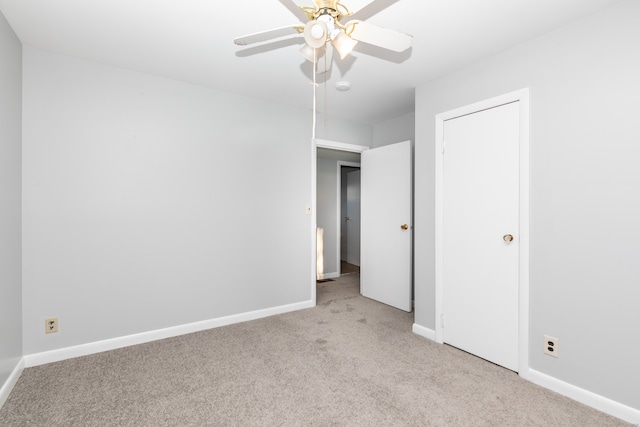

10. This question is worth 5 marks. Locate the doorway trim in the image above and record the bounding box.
[312,139,369,306]
[434,88,530,378]
[337,161,361,275]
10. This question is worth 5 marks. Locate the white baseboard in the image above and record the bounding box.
[14,307,640,425]
[410,326,639,424]
[528,369,640,425]
[24,300,314,368]
[412,323,437,342]
[0,357,25,409]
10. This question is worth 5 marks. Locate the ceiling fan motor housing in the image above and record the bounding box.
[314,0,345,22]
[316,0,339,11]
[233,0,413,60]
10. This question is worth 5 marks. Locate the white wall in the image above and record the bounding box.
[372,112,415,148]
[0,10,22,391]
[415,0,640,411]
[21,47,367,355]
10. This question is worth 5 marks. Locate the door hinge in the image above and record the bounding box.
[441,140,446,154]
[440,313,445,328]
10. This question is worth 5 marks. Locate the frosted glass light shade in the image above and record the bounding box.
[332,30,358,59]
[300,44,318,63]
[304,21,328,48]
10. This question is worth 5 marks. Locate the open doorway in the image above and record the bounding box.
[340,165,361,276]
[313,139,413,312]
[316,147,361,281]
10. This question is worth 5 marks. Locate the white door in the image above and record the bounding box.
[346,170,361,266]
[361,141,412,312]
[443,102,520,371]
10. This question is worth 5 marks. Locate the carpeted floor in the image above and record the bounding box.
[0,274,631,426]
[340,260,360,275]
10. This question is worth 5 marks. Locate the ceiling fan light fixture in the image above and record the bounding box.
[304,20,328,49]
[300,44,319,63]
[332,30,358,59]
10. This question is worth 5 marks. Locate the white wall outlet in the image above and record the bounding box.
[544,335,558,357]
[45,317,59,334]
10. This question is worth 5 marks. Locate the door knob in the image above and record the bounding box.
[503,234,514,242]
[345,216,350,221]
[401,224,409,230]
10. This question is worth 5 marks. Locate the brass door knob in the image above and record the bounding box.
[401,224,409,230]
[503,234,514,242]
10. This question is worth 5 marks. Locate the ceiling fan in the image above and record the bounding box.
[234,0,412,74]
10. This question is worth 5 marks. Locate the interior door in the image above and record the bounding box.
[361,140,412,312]
[345,170,361,266]
[442,102,520,371]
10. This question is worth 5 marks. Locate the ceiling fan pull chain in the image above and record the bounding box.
[324,55,328,127]
[312,47,317,141]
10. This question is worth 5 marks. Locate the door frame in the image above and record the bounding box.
[312,139,369,306]
[337,161,361,273]
[434,88,530,377]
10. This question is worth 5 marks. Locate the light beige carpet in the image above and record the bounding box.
[0,274,631,426]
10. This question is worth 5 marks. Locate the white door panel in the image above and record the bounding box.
[443,102,520,371]
[361,141,412,312]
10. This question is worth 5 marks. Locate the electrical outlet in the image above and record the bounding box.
[45,317,59,334]
[544,335,558,358]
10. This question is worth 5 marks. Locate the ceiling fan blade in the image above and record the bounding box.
[346,21,412,52]
[317,44,334,74]
[346,0,401,21]
[234,25,304,46]
[279,0,316,21]
[233,25,304,46]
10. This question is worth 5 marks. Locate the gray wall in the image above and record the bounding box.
[414,0,639,410]
[373,112,415,148]
[0,11,22,389]
[21,47,370,355]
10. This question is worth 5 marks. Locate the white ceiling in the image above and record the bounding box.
[0,0,622,124]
